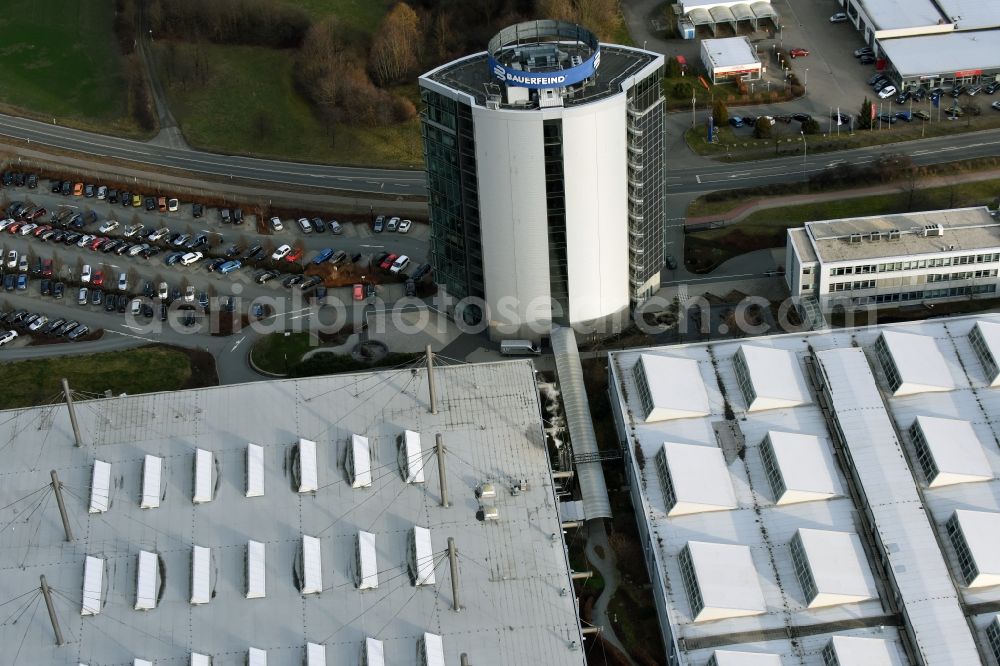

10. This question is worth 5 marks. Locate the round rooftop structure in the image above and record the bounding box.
[487,20,600,89]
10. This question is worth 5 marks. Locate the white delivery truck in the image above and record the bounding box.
[500,339,541,355]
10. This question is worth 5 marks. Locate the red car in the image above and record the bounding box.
[7,222,21,234]
[379,253,398,270]
[41,259,53,277]
[284,248,303,263]
[353,283,364,301]
[92,270,104,286]
[33,225,51,238]
[28,207,47,220]
[789,48,810,58]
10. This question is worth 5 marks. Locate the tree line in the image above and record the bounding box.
[113,0,627,132]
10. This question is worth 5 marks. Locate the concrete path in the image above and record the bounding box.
[584,520,637,666]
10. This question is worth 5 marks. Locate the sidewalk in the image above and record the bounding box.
[686,168,1000,227]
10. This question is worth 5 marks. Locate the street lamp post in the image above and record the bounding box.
[804,68,809,92]
[800,130,807,165]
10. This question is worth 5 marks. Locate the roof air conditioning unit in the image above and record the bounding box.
[923,223,944,237]
[476,482,497,500]
[478,505,500,521]
[888,229,901,240]
[849,234,862,243]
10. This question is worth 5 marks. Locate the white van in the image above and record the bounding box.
[390,255,410,274]
[500,339,540,355]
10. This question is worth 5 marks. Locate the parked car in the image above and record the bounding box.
[329,219,343,234]
[233,208,243,224]
[68,325,89,340]
[98,220,119,233]
[854,46,874,58]
[192,203,204,218]
[285,248,303,263]
[269,217,283,231]
[28,316,49,332]
[895,111,913,122]
[380,253,398,270]
[180,251,204,266]
[985,81,1000,95]
[878,113,897,124]
[728,116,744,128]
[0,329,16,346]
[789,48,810,58]
[914,110,931,120]
[373,215,385,233]
[311,217,325,233]
[992,101,1000,111]
[16,274,27,290]
[218,260,242,274]
[272,245,291,261]
[398,219,412,233]
[118,272,128,291]
[312,248,334,265]
[296,217,313,233]
[830,12,848,22]
[353,284,364,301]
[255,270,279,284]
[167,198,179,212]
[858,53,877,63]
[221,208,231,223]
[878,85,898,99]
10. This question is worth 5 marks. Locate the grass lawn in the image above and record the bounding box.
[250,331,317,375]
[154,42,423,167]
[283,0,390,32]
[0,345,203,410]
[0,0,138,134]
[685,178,1000,273]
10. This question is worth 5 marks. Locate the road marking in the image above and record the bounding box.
[121,324,143,331]
[695,175,702,183]
[230,335,246,353]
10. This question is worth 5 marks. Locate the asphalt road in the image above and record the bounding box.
[0,113,427,197]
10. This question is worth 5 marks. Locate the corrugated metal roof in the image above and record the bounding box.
[550,326,612,520]
[0,361,583,665]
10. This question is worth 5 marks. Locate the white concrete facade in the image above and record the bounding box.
[700,37,762,84]
[785,207,1000,310]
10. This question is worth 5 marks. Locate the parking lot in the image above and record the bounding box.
[0,173,435,342]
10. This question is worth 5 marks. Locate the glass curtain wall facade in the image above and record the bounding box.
[626,66,665,301]
[421,89,485,320]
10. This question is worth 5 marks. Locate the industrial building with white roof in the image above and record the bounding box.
[608,313,1000,665]
[0,360,586,666]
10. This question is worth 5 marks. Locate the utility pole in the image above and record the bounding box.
[425,344,437,414]
[691,92,696,129]
[50,471,73,542]
[448,537,461,611]
[436,434,449,508]
[62,378,82,447]
[40,575,64,646]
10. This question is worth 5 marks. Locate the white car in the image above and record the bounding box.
[185,285,196,302]
[271,244,291,261]
[123,223,144,237]
[830,12,848,22]
[77,234,94,247]
[19,223,37,236]
[97,185,108,200]
[98,220,119,233]
[386,216,400,232]
[0,330,18,346]
[128,244,149,257]
[28,316,48,332]
[118,272,128,291]
[329,219,343,234]
[158,282,169,300]
[167,198,179,212]
[269,217,284,231]
[180,251,204,266]
[878,85,897,99]
[78,287,89,304]
[130,298,142,315]
[390,255,410,274]
[81,264,92,283]
[297,217,313,233]
[149,227,170,241]
[0,218,16,232]
[398,219,412,233]
[5,250,16,269]
[18,256,27,273]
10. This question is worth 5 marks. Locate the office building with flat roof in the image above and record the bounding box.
[786,206,1000,309]
[419,20,665,340]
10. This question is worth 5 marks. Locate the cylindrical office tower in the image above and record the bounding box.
[419,21,665,341]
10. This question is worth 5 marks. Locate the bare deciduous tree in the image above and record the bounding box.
[368,3,421,86]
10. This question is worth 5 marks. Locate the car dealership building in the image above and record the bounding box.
[836,0,1000,89]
